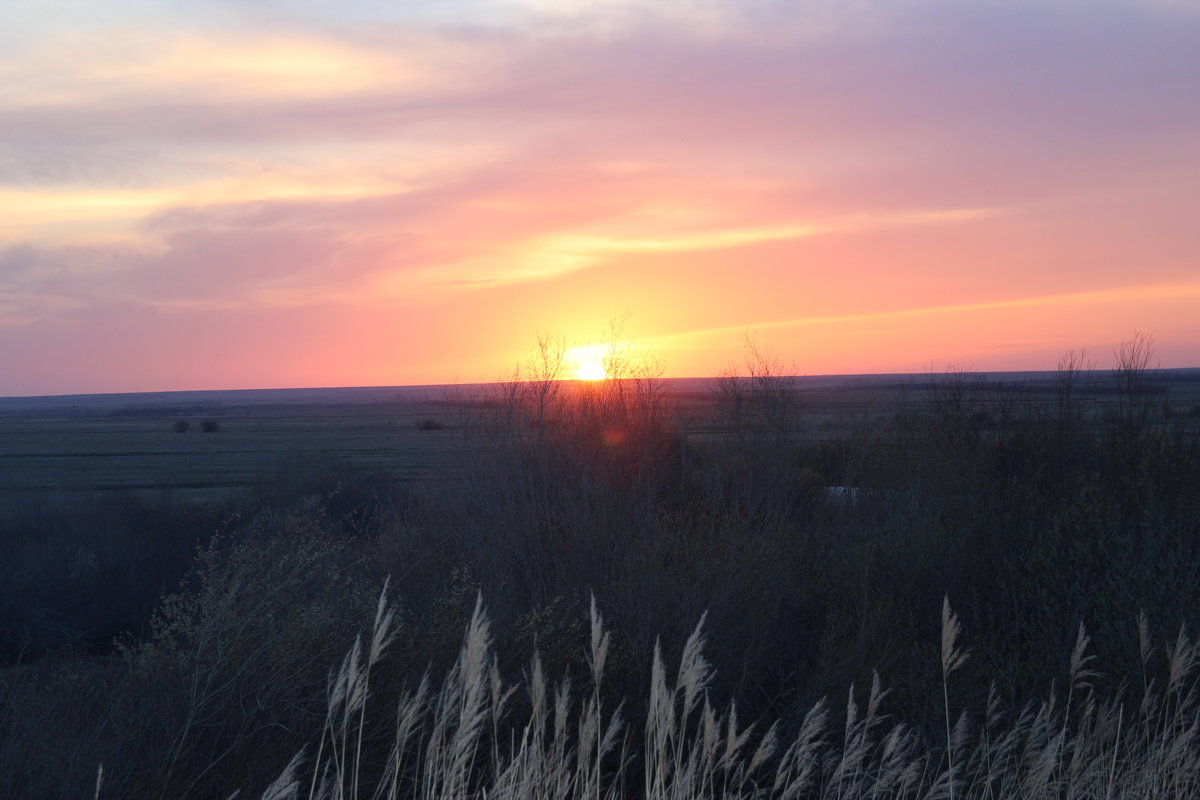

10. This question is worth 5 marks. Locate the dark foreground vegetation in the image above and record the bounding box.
[2,334,1200,798]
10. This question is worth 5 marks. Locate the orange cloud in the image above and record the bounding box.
[2,1,1198,394]
[0,29,484,107]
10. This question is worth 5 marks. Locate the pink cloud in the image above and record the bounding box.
[2,0,1198,393]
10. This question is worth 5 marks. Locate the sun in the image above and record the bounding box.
[567,344,608,381]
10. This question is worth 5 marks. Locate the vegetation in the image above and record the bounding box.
[251,590,1200,800]
[1,333,1199,798]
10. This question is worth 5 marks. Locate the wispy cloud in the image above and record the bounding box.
[434,206,1005,289]
[651,279,1200,346]
[539,208,1001,257]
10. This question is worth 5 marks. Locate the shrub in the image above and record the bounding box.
[1112,330,1159,443]
[199,419,219,433]
[117,506,375,798]
[172,420,189,433]
[415,417,445,430]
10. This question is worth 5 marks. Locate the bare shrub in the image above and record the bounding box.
[925,362,983,433]
[710,333,800,437]
[122,507,375,798]
[484,324,672,493]
[703,335,808,524]
[1112,330,1159,439]
[1056,347,1095,428]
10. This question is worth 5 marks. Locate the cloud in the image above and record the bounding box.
[635,277,1200,378]
[2,0,1198,391]
[539,207,1002,256]
[3,2,1192,215]
[645,279,1200,350]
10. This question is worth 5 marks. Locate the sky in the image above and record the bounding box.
[2,0,1198,395]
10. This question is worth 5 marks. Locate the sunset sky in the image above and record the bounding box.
[2,0,1198,396]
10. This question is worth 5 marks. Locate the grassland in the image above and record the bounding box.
[0,387,459,500]
[4,369,1196,499]
[2,362,1200,798]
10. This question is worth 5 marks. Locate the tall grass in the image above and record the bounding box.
[256,588,1200,800]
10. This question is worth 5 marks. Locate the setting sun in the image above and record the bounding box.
[568,345,608,381]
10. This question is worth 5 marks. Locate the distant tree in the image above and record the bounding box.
[523,333,566,435]
[1054,347,1095,449]
[925,362,982,435]
[1112,331,1158,440]
[172,420,190,433]
[200,419,220,433]
[710,333,799,437]
[1055,348,1094,419]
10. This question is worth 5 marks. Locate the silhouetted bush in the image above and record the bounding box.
[171,419,189,433]
[199,419,219,433]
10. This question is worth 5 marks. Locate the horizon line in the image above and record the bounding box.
[5,365,1200,404]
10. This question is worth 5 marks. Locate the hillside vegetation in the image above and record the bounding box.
[2,335,1199,798]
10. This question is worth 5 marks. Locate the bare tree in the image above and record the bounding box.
[576,314,668,437]
[1112,331,1159,439]
[710,333,799,437]
[925,362,982,432]
[491,363,525,434]
[524,333,566,433]
[1055,347,1095,430]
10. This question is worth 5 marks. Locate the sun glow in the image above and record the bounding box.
[568,344,608,381]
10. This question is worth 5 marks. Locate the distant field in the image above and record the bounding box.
[0,386,468,500]
[2,370,1198,501]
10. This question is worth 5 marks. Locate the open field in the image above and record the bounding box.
[0,386,461,499]
[3,369,1198,500]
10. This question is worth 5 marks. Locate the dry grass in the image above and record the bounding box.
[250,590,1200,800]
